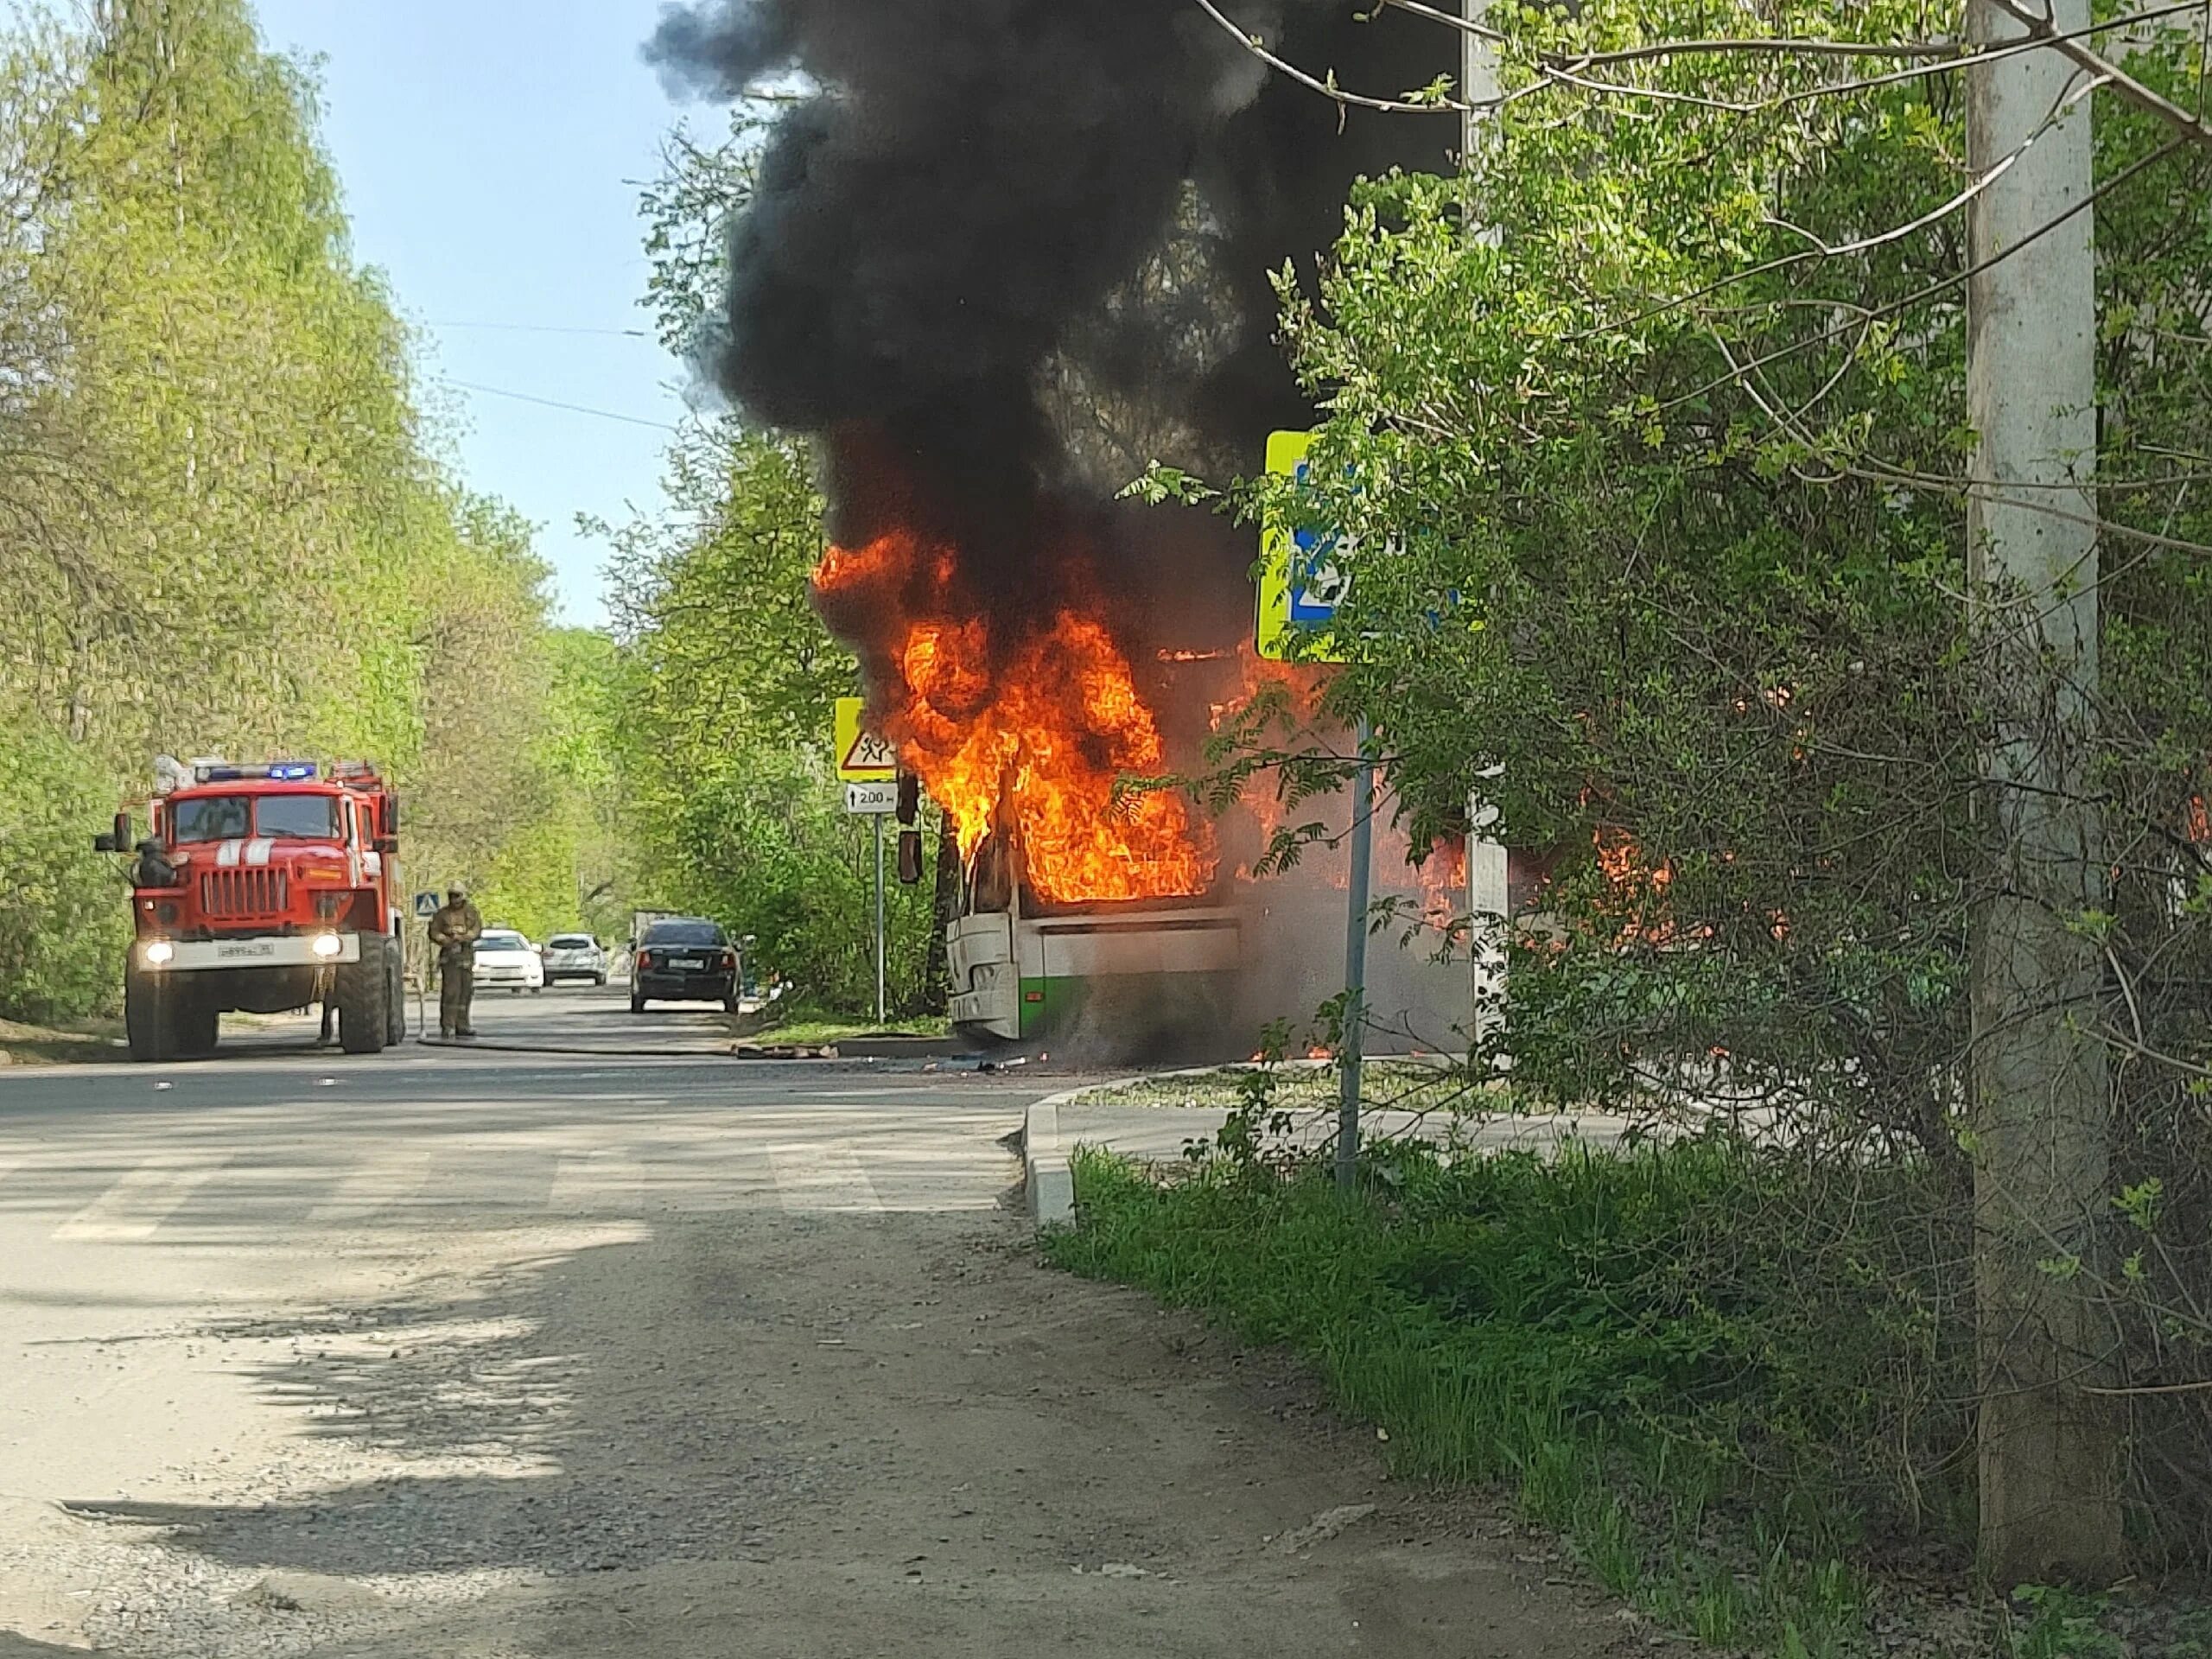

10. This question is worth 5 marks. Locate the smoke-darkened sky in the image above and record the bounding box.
[647,0,1451,572]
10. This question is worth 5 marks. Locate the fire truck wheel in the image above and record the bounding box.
[124,968,180,1063]
[333,944,390,1055]
[176,995,219,1059]
[382,938,407,1046]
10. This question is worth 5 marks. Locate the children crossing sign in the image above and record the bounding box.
[835,697,898,782]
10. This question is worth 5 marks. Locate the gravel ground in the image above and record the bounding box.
[4,1205,1638,1658]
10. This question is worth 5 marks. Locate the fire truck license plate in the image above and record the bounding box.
[216,941,278,961]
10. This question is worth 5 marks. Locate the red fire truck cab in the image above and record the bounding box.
[95,760,408,1062]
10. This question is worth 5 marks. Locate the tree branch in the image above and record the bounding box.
[1985,0,2212,154]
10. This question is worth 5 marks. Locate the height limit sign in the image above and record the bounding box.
[835,696,897,783]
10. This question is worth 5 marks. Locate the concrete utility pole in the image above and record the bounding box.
[1462,4,1506,1053]
[1463,0,1497,167]
[1965,0,2124,1585]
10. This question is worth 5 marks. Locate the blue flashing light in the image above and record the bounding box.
[192,760,319,784]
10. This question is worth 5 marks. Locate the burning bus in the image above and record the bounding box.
[944,843,1241,1046]
[813,528,1478,1053]
[940,823,1480,1053]
[815,525,1243,1051]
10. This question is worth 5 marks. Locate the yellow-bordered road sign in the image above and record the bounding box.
[1256,429,1350,664]
[836,696,898,782]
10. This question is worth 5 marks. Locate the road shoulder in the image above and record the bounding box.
[16,1207,1635,1656]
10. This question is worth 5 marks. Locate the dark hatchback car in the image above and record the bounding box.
[631,918,741,1013]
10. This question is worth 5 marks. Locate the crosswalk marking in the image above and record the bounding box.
[308,1150,433,1224]
[549,1145,651,1213]
[768,1141,884,1215]
[0,1121,1014,1241]
[54,1154,230,1242]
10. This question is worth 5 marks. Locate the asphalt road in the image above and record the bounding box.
[401,971,747,1053]
[0,985,1629,1658]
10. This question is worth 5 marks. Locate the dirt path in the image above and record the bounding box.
[23,1208,1637,1657]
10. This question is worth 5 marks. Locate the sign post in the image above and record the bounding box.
[1257,431,1371,1194]
[874,815,887,1025]
[836,698,899,1027]
[412,892,440,1041]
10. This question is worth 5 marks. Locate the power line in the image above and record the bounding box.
[450,379,682,432]
[430,319,652,340]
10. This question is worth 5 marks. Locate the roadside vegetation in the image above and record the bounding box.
[1052,1128,2212,1658]
[0,0,624,1023]
[1066,0,2212,1649]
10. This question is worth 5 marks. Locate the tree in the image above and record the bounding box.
[0,0,615,1016]
[603,423,946,1011]
[1225,0,2212,1574]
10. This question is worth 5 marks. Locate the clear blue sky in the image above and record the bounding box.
[252,0,697,627]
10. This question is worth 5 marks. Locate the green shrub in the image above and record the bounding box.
[0,717,130,1023]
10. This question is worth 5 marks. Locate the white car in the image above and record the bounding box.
[472,929,544,994]
[542,933,609,985]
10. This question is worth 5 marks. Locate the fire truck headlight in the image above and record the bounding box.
[311,933,346,960]
[143,940,175,968]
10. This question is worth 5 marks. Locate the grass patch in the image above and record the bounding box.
[1045,1136,1984,1657]
[757,1012,951,1047]
[0,1013,124,1066]
[1073,1058,1512,1117]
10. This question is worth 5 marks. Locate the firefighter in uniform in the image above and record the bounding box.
[428,883,485,1039]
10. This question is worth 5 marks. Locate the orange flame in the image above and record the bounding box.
[1417,836,1468,932]
[816,528,1216,906]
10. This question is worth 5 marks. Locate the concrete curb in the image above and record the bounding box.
[1020,1075,1151,1228]
[1021,1066,1293,1228]
[1018,1056,1473,1227]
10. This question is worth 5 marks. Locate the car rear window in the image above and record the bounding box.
[645,921,725,948]
[549,935,594,949]
[480,931,528,951]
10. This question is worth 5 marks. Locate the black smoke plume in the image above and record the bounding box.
[646,0,1449,648]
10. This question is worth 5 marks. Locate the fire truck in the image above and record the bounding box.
[93,760,409,1062]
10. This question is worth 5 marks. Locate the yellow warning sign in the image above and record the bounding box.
[836,696,898,782]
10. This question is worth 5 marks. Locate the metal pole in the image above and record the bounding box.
[1336,717,1376,1195]
[874,810,887,1026]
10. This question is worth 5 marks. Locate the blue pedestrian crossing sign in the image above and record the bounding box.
[413,891,441,920]
[1256,430,1351,664]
